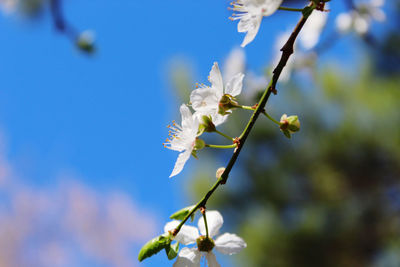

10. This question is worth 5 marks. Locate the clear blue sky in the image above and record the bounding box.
[0,0,388,266]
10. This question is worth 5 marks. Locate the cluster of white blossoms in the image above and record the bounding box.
[164,62,244,178]
[164,211,247,267]
[335,0,386,35]
[147,0,389,266]
[191,62,244,126]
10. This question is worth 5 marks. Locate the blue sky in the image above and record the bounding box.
[0,0,390,266]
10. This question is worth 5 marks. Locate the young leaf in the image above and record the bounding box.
[165,242,180,260]
[170,205,196,221]
[138,234,170,262]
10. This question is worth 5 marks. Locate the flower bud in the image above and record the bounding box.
[280,114,300,138]
[76,30,96,54]
[199,115,216,133]
[194,138,206,151]
[216,167,226,179]
[196,236,215,252]
[218,94,239,115]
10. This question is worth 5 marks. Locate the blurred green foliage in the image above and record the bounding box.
[172,60,400,267]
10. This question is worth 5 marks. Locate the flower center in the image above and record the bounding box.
[197,236,215,252]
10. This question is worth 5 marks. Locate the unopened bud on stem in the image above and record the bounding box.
[218,94,240,115]
[199,115,216,133]
[280,114,300,138]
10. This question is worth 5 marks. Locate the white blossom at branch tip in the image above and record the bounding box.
[335,0,385,35]
[164,104,200,178]
[190,62,244,126]
[230,0,283,47]
[167,210,247,267]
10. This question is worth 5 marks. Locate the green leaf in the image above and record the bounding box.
[302,6,314,18]
[170,205,196,221]
[138,234,170,262]
[165,242,180,260]
[283,130,291,139]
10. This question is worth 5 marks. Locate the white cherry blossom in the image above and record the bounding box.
[230,0,283,47]
[164,210,247,267]
[164,104,200,178]
[335,0,385,35]
[190,62,244,126]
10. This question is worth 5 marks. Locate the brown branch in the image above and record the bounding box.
[271,14,309,93]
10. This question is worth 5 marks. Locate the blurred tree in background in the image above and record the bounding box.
[171,4,400,267]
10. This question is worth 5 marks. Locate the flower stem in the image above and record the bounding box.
[262,111,281,126]
[238,105,255,111]
[202,211,209,238]
[238,105,281,126]
[205,144,237,149]
[215,129,234,141]
[278,6,304,12]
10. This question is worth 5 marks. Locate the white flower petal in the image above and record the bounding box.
[335,13,352,33]
[261,0,283,16]
[354,16,369,34]
[209,62,224,95]
[371,8,386,22]
[223,47,245,82]
[205,251,221,267]
[225,73,244,96]
[299,10,328,50]
[170,150,192,178]
[164,220,180,233]
[173,247,201,267]
[180,104,194,130]
[190,87,220,113]
[198,210,223,237]
[164,221,199,245]
[239,13,262,47]
[211,113,228,127]
[215,233,247,255]
[371,0,384,7]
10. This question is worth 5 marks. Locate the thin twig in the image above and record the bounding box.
[49,0,77,40]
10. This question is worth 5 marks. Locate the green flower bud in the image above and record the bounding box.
[199,115,216,133]
[196,236,215,252]
[194,138,206,151]
[280,114,300,138]
[218,94,239,115]
[76,30,96,54]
